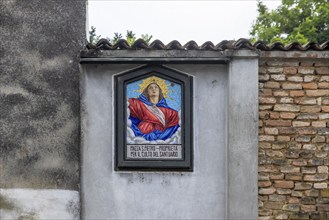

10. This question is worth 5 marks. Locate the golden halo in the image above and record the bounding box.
[137,76,170,98]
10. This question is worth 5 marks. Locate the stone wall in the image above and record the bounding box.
[258,52,329,220]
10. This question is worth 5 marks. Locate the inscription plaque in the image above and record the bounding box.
[115,65,193,170]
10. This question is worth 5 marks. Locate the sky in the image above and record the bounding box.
[88,0,281,45]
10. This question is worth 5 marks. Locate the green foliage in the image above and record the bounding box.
[88,26,101,45]
[250,0,329,44]
[126,30,136,46]
[88,27,153,46]
[112,32,123,45]
[141,34,153,44]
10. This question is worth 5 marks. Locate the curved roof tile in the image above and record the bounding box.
[86,38,329,51]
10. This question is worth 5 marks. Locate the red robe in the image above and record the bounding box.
[128,98,179,134]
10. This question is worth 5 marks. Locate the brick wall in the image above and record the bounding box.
[258,56,329,220]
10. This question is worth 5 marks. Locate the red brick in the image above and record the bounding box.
[277,189,292,195]
[259,74,270,81]
[285,174,302,181]
[302,167,317,174]
[317,166,328,173]
[287,76,303,82]
[264,128,278,135]
[270,112,280,119]
[317,204,329,211]
[300,62,314,67]
[259,135,275,142]
[271,74,286,81]
[298,67,315,74]
[321,189,329,197]
[312,135,325,143]
[300,105,321,113]
[314,62,329,67]
[290,90,304,97]
[259,173,270,181]
[319,75,329,82]
[297,128,317,135]
[314,183,327,189]
[266,150,284,157]
[292,159,307,166]
[288,197,300,203]
[280,113,295,119]
[297,113,318,120]
[319,114,329,119]
[281,166,300,173]
[302,144,316,150]
[277,136,290,141]
[279,97,294,104]
[259,165,279,173]
[264,81,280,89]
[304,174,328,182]
[260,89,273,97]
[274,181,294,189]
[316,67,329,74]
[295,97,317,105]
[274,104,300,112]
[318,82,329,88]
[322,106,329,112]
[279,127,296,134]
[259,105,273,111]
[260,97,277,104]
[301,205,316,212]
[322,98,329,105]
[269,194,286,202]
[306,89,329,96]
[259,142,271,149]
[282,204,300,212]
[294,182,312,190]
[270,173,284,180]
[265,120,292,127]
[259,187,276,195]
[311,121,326,127]
[264,201,284,210]
[282,83,302,90]
[268,67,283,74]
[271,143,286,150]
[292,121,310,127]
[273,90,289,96]
[302,82,318,89]
[259,181,272,187]
[304,75,317,82]
[283,67,297,74]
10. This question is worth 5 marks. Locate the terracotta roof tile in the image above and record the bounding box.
[87,38,329,51]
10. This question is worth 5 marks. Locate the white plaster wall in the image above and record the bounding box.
[81,64,228,219]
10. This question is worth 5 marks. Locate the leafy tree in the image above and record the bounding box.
[250,0,329,44]
[88,27,153,46]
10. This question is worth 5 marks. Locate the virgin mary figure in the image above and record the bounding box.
[128,82,180,141]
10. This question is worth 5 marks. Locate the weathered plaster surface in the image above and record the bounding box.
[80,50,259,219]
[0,188,79,219]
[0,0,86,189]
[228,58,259,219]
[81,64,229,219]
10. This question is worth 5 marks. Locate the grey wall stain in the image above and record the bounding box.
[0,0,86,190]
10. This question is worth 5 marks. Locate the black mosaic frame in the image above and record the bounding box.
[115,65,193,171]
